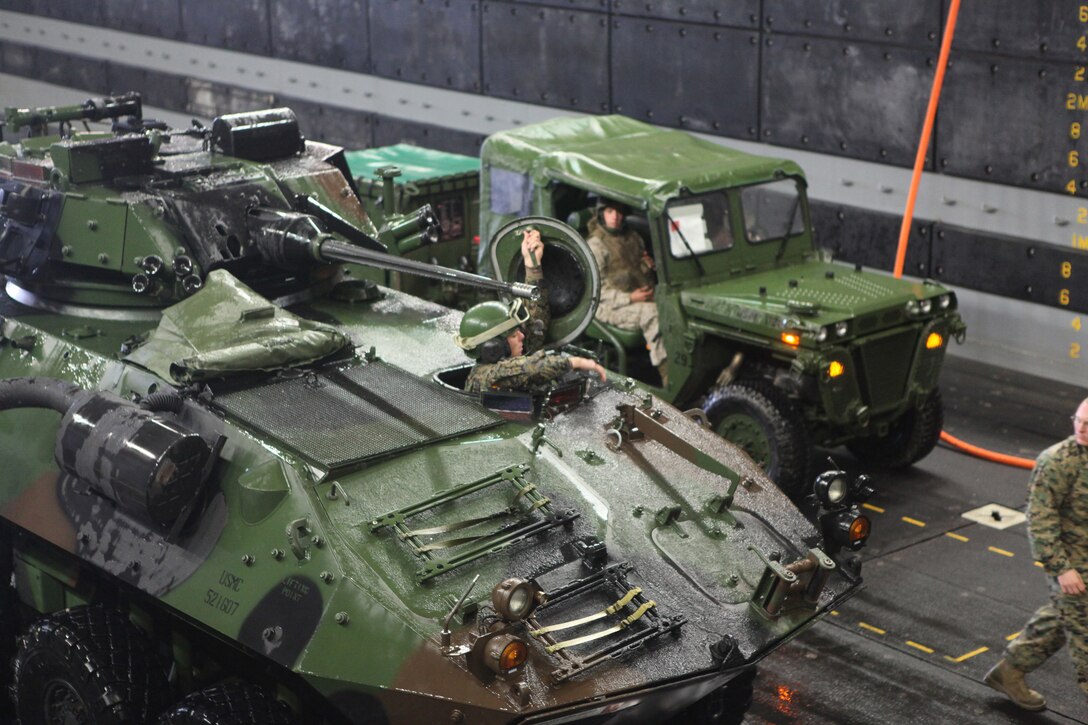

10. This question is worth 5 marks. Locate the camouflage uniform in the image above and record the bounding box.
[586,217,666,366]
[465,266,571,393]
[1005,437,1088,695]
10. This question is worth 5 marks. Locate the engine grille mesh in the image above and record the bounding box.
[212,361,500,469]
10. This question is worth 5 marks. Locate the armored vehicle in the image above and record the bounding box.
[354,116,966,496]
[0,95,868,724]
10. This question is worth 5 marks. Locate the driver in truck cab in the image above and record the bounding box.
[455,229,606,393]
[586,198,668,385]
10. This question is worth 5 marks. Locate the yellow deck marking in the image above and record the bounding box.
[1006,631,1022,641]
[1034,561,1044,568]
[830,610,840,616]
[862,503,885,513]
[901,516,926,527]
[945,646,989,663]
[945,532,969,542]
[859,622,886,635]
[905,640,935,654]
[988,546,1015,558]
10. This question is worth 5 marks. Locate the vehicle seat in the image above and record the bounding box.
[585,319,644,374]
[565,207,595,237]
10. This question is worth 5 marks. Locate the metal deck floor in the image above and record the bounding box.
[747,355,1088,724]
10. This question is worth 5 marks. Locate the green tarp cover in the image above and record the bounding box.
[344,143,480,183]
[481,115,804,214]
[126,270,350,382]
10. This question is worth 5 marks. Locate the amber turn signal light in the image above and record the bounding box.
[925,332,943,349]
[828,360,845,378]
[781,331,801,347]
[485,634,529,674]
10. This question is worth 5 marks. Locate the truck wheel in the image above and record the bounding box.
[847,388,944,468]
[704,382,810,497]
[158,681,295,725]
[13,605,171,725]
[662,667,755,725]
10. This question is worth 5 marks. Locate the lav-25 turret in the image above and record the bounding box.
[0,94,869,724]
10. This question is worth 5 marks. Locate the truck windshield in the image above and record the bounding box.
[665,191,734,259]
[740,178,805,243]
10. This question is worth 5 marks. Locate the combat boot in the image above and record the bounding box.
[984,659,1046,711]
[656,361,668,387]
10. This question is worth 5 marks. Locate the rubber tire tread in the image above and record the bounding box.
[662,666,756,725]
[846,388,944,469]
[704,380,811,497]
[13,604,171,725]
[157,681,295,725]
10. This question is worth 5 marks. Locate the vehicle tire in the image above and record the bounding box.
[13,605,171,725]
[846,388,943,469]
[704,381,811,498]
[662,667,755,725]
[157,681,295,725]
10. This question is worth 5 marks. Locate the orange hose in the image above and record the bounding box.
[939,430,1035,469]
[893,1,1035,468]
[894,0,960,277]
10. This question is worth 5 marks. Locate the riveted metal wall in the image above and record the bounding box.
[810,201,931,276]
[37,47,109,94]
[612,17,759,138]
[0,41,36,78]
[762,36,933,167]
[270,0,369,73]
[180,0,272,56]
[373,116,487,158]
[763,0,941,47]
[939,53,1078,191]
[287,96,374,149]
[29,0,101,25]
[612,0,760,28]
[482,1,609,112]
[101,0,183,39]
[372,0,480,93]
[954,0,1085,62]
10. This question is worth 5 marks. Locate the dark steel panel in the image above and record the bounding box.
[762,35,933,167]
[36,48,110,95]
[270,0,369,74]
[0,42,37,79]
[931,225,1088,314]
[285,97,373,149]
[505,0,607,10]
[39,0,102,25]
[809,201,931,277]
[372,115,486,158]
[179,0,272,56]
[184,80,276,119]
[937,54,1075,191]
[612,0,759,28]
[954,0,1087,62]
[482,1,609,112]
[101,0,184,40]
[107,64,190,113]
[763,0,940,47]
[371,0,481,93]
[0,0,36,13]
[612,17,758,137]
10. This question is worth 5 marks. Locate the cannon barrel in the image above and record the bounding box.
[247,206,539,301]
[4,93,143,135]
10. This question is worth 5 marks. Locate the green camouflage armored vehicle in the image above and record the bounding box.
[0,95,869,724]
[354,116,966,496]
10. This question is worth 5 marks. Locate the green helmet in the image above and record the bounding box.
[454,299,529,361]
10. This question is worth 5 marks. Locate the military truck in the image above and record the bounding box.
[352,116,966,496]
[0,95,869,724]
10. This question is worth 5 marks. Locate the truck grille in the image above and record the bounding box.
[854,329,919,413]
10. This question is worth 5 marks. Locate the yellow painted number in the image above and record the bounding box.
[1072,342,1082,359]
[1074,316,1083,331]
[1079,207,1088,224]
[1063,261,1074,278]
[1061,288,1071,305]
[1081,35,1088,51]
[1072,151,1081,168]
[1081,5,1088,22]
[1069,180,1079,195]
[1074,122,1083,140]
[1078,67,1087,82]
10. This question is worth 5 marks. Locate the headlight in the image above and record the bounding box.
[835,321,849,337]
[816,327,829,342]
[905,300,920,316]
[814,471,849,506]
[492,578,541,622]
[937,294,951,309]
[919,299,932,314]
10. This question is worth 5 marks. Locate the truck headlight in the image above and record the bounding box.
[905,300,920,316]
[919,299,932,314]
[814,471,849,506]
[816,327,828,342]
[937,294,951,309]
[835,321,848,337]
[492,578,542,622]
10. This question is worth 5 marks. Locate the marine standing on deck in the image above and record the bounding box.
[984,397,1088,710]
[586,199,668,385]
[456,228,606,393]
